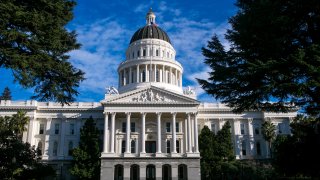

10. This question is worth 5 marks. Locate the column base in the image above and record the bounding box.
[170,152,179,157]
[186,152,200,157]
[124,152,134,157]
[101,152,116,157]
[140,152,146,157]
[155,152,163,157]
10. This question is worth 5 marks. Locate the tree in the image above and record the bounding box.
[261,120,276,158]
[70,116,101,180]
[0,87,12,100]
[0,111,55,179]
[0,0,84,104]
[199,123,235,180]
[273,115,320,178]
[197,0,320,116]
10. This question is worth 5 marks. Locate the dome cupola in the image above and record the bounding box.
[117,8,183,94]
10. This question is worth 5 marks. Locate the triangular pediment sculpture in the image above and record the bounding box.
[101,86,199,105]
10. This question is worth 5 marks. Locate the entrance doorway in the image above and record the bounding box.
[146,164,156,180]
[146,141,156,153]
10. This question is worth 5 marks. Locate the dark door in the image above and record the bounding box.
[146,165,156,180]
[146,141,156,153]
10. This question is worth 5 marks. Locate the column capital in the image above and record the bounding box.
[141,112,147,116]
[247,118,253,123]
[103,112,110,115]
[125,112,131,116]
[192,112,198,116]
[156,112,162,116]
[171,112,177,117]
[111,112,116,116]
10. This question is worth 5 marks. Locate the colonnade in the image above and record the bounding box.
[102,112,199,155]
[119,64,182,87]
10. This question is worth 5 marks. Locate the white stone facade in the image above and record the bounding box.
[0,9,297,180]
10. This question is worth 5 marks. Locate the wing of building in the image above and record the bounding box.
[0,8,297,180]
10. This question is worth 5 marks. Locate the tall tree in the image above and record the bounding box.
[199,123,235,180]
[0,111,55,179]
[273,115,320,178]
[261,120,276,158]
[0,87,12,100]
[0,0,84,104]
[70,116,101,180]
[197,0,320,116]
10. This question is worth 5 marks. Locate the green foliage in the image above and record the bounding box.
[261,120,276,158]
[197,0,320,116]
[273,115,320,178]
[0,111,55,179]
[0,0,84,104]
[70,116,101,180]
[0,87,12,100]
[199,122,235,180]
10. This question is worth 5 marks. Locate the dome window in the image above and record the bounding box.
[137,50,140,57]
[143,49,146,56]
[156,49,159,56]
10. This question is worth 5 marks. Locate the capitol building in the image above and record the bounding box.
[0,9,297,180]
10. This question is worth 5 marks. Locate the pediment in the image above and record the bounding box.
[101,86,199,105]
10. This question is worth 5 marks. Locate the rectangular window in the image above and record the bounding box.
[39,124,45,134]
[121,140,126,153]
[70,123,75,135]
[240,123,245,135]
[138,50,140,57]
[255,127,260,135]
[211,123,216,134]
[256,141,261,156]
[53,141,58,156]
[131,140,136,153]
[242,140,247,156]
[146,141,156,153]
[131,122,136,132]
[143,49,146,56]
[55,124,59,134]
[176,122,179,132]
[132,52,134,58]
[166,140,171,153]
[278,123,284,134]
[68,141,73,156]
[122,122,126,133]
[176,140,180,153]
[166,122,171,132]
[156,49,159,56]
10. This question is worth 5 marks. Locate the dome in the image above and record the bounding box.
[129,25,172,44]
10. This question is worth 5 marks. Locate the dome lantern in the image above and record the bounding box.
[146,8,156,25]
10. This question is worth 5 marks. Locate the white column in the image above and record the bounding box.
[172,112,177,153]
[145,64,148,82]
[162,65,165,83]
[194,113,199,153]
[136,65,139,83]
[59,119,66,157]
[110,112,116,153]
[141,113,146,154]
[180,71,182,87]
[169,67,172,84]
[44,118,52,158]
[184,118,188,153]
[187,113,192,153]
[175,69,178,85]
[248,118,254,156]
[103,112,109,153]
[27,116,35,145]
[154,64,157,82]
[156,112,162,153]
[129,67,132,84]
[125,112,131,153]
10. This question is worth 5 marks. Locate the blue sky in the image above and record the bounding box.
[0,0,237,102]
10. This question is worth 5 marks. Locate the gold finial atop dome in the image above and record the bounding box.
[146,8,156,25]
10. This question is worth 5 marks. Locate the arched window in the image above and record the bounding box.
[114,164,124,180]
[130,164,139,180]
[37,141,43,155]
[68,141,73,156]
[178,164,188,180]
[131,140,136,153]
[162,164,171,180]
[53,141,58,156]
[146,164,156,180]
